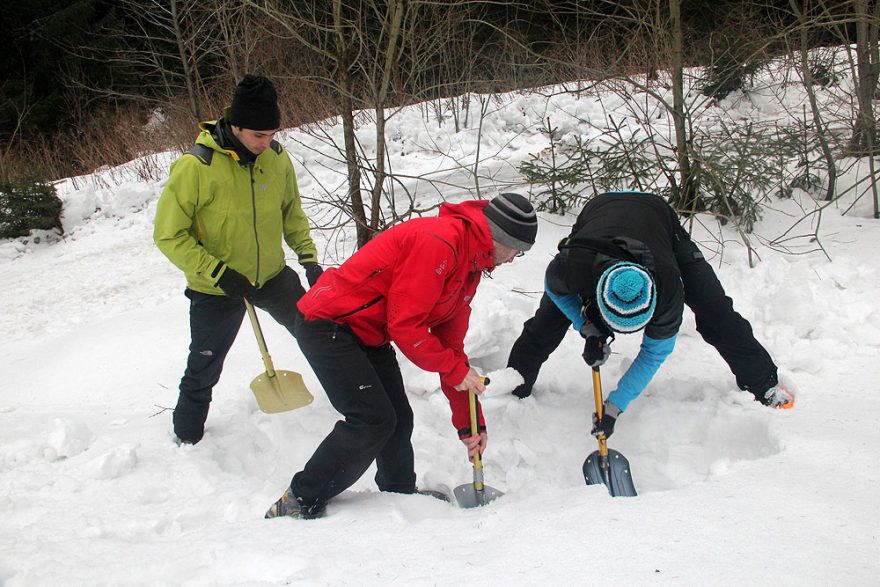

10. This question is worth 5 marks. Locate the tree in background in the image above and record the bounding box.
[4,0,880,235]
[0,0,125,176]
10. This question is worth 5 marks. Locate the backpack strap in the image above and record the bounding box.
[187,143,214,165]
[557,236,638,264]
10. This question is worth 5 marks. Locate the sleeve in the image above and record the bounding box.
[153,157,224,280]
[441,386,486,437]
[432,304,488,434]
[606,334,676,412]
[280,153,319,265]
[385,234,470,388]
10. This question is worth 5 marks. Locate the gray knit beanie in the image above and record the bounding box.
[484,192,538,251]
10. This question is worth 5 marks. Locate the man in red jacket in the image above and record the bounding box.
[265,193,538,519]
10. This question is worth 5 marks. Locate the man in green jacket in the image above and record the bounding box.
[154,74,322,445]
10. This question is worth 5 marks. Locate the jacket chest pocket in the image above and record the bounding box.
[195,189,231,244]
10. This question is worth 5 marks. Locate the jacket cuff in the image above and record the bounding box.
[442,384,486,434]
[457,425,487,439]
[210,261,226,284]
[604,401,622,418]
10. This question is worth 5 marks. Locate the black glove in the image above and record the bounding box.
[303,262,324,287]
[216,267,254,298]
[580,322,612,367]
[591,401,621,439]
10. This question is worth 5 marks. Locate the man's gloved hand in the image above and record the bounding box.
[591,401,621,439]
[580,321,612,367]
[303,262,324,287]
[216,267,254,298]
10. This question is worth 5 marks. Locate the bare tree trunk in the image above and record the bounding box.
[332,3,368,247]
[669,0,695,211]
[473,96,490,197]
[368,0,405,237]
[791,0,837,201]
[848,0,880,155]
[169,0,202,121]
[340,94,367,247]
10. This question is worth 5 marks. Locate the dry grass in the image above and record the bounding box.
[0,79,340,185]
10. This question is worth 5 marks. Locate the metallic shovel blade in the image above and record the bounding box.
[250,369,314,414]
[583,448,638,497]
[453,483,504,508]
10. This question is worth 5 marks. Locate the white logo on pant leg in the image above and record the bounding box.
[358,384,372,390]
[200,350,213,356]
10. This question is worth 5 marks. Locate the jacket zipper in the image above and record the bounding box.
[333,295,384,321]
[249,164,261,287]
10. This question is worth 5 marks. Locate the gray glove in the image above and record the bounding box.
[591,401,622,439]
[580,321,611,367]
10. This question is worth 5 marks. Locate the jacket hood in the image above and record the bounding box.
[438,200,496,271]
[197,114,257,163]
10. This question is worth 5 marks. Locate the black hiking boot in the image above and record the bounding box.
[264,489,326,520]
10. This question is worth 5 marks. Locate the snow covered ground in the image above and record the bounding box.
[1,60,879,586]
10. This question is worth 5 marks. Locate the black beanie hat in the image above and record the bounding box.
[228,74,281,131]
[484,192,538,251]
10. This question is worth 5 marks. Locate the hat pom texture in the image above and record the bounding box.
[596,262,656,333]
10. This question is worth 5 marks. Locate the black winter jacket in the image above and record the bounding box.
[547,192,684,340]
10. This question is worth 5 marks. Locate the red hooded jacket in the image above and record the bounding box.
[297,200,495,433]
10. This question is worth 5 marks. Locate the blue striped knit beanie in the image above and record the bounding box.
[596,261,656,333]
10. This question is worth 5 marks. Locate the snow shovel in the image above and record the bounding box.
[583,367,637,497]
[454,388,503,508]
[245,300,313,414]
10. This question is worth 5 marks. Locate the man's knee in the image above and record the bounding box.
[355,409,398,451]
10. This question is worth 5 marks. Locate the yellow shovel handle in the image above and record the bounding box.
[592,367,608,457]
[245,300,276,378]
[468,390,482,471]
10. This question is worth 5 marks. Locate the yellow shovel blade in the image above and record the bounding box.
[250,369,314,413]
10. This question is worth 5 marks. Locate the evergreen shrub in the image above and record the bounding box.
[0,177,63,239]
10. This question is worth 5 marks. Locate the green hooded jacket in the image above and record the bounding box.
[153,120,318,294]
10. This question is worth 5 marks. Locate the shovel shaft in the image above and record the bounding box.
[454,383,504,507]
[591,368,604,415]
[468,390,483,475]
[592,368,609,458]
[472,467,485,492]
[245,300,277,377]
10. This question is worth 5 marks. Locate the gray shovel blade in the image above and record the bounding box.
[583,448,638,497]
[453,483,504,508]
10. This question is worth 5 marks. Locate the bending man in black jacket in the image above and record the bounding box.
[507,192,793,438]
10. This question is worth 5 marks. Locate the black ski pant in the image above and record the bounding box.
[291,318,416,505]
[508,233,777,400]
[173,266,306,443]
